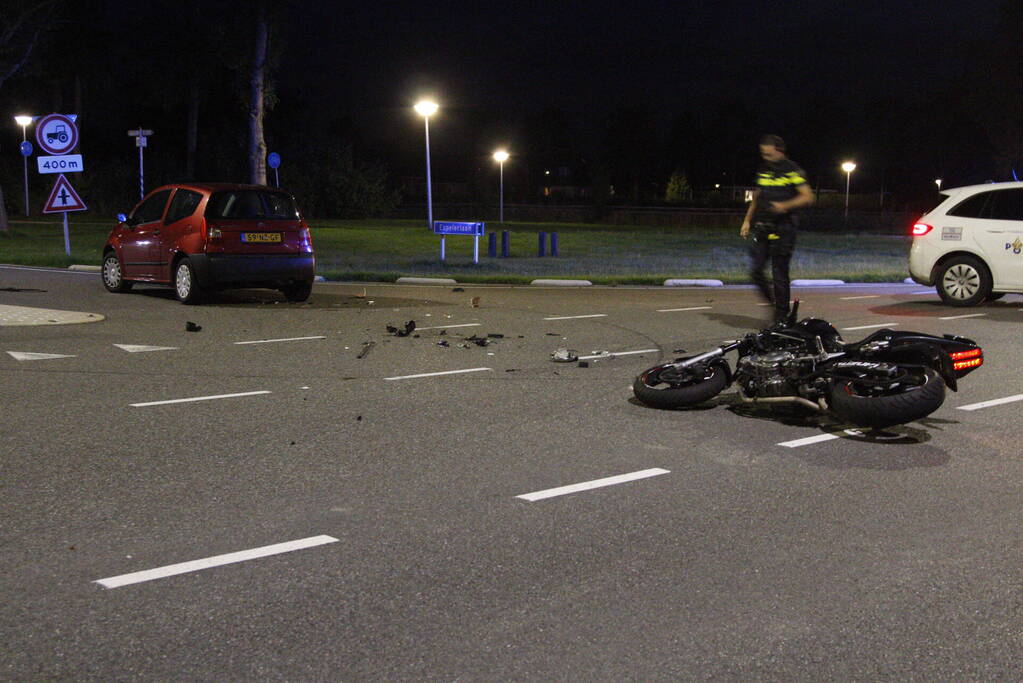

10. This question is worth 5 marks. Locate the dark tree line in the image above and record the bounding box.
[2,0,1021,219]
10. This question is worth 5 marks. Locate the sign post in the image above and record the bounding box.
[42,174,87,256]
[432,221,485,264]
[127,128,154,198]
[267,152,281,187]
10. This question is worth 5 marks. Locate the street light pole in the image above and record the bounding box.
[493,149,509,222]
[414,100,438,230]
[15,115,33,216]
[841,161,856,224]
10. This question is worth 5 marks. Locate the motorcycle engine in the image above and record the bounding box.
[735,351,804,397]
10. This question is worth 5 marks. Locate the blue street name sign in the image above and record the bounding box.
[433,221,484,236]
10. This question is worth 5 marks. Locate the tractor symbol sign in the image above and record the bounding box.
[36,114,79,155]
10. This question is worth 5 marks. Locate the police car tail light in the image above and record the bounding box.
[950,347,983,371]
[911,223,933,236]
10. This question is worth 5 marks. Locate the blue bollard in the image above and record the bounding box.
[538,231,547,257]
[551,232,559,257]
[488,232,497,258]
[501,230,510,258]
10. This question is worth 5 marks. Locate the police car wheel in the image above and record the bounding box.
[935,256,991,307]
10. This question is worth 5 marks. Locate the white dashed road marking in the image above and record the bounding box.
[839,295,880,300]
[414,323,482,330]
[94,535,339,589]
[543,314,608,320]
[130,391,272,407]
[657,306,712,312]
[234,336,326,345]
[384,367,492,381]
[957,394,1023,411]
[516,468,670,501]
[578,349,658,360]
[841,323,898,331]
[778,433,843,448]
[939,313,986,320]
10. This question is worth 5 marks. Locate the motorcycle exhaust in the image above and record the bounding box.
[738,388,827,412]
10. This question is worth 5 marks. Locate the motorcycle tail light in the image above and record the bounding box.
[911,223,933,236]
[951,347,983,371]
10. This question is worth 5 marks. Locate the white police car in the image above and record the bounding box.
[909,181,1023,306]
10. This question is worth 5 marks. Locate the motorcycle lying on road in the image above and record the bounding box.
[633,301,984,429]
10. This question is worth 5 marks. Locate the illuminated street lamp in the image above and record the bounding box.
[841,161,856,223]
[935,178,943,191]
[14,115,33,216]
[414,100,438,233]
[493,149,509,222]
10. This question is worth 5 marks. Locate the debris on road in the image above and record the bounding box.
[452,287,465,292]
[578,361,590,367]
[465,334,490,347]
[185,321,202,332]
[357,341,375,359]
[471,296,481,307]
[487,333,505,338]
[551,348,578,362]
[437,340,450,347]
[386,320,416,337]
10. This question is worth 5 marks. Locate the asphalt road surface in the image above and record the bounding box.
[3,265,1023,680]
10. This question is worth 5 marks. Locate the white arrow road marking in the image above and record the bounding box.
[543,314,608,320]
[957,394,1023,411]
[130,391,271,407]
[384,367,492,381]
[517,468,670,501]
[233,336,326,345]
[94,535,339,589]
[7,351,76,361]
[114,344,179,353]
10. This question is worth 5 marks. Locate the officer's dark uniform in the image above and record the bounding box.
[750,158,808,321]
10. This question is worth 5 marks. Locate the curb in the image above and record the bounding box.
[69,265,101,272]
[791,279,845,286]
[396,277,458,285]
[663,278,723,287]
[530,279,593,287]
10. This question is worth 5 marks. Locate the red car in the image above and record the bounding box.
[101,183,315,304]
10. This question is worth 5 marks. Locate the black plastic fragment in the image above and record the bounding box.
[186,321,202,332]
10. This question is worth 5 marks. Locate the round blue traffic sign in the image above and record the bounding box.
[267,151,281,169]
[20,141,33,157]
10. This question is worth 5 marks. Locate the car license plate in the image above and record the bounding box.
[242,232,282,243]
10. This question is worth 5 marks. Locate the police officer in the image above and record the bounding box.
[740,134,814,323]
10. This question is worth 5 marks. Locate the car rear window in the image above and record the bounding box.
[947,191,993,219]
[205,190,299,220]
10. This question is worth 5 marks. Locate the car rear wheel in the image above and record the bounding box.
[174,258,204,305]
[101,252,133,293]
[281,282,313,302]
[936,255,991,307]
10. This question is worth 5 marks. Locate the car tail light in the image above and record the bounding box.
[911,223,933,236]
[951,347,983,371]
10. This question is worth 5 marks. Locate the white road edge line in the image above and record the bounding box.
[414,323,482,330]
[543,314,608,320]
[234,336,326,345]
[656,306,712,312]
[842,323,898,331]
[957,394,1023,411]
[939,313,987,320]
[578,348,658,360]
[94,535,339,589]
[131,391,271,407]
[839,295,880,300]
[517,468,670,502]
[384,367,492,381]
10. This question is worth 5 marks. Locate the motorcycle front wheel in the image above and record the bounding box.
[633,361,729,409]
[829,367,945,429]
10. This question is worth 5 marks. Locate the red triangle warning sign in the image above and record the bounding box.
[43,174,87,214]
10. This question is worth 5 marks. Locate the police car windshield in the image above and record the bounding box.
[205,190,299,220]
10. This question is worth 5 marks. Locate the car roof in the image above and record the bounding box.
[943,180,1023,196]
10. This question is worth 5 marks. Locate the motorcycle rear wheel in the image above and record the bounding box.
[830,367,945,429]
[633,362,728,409]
